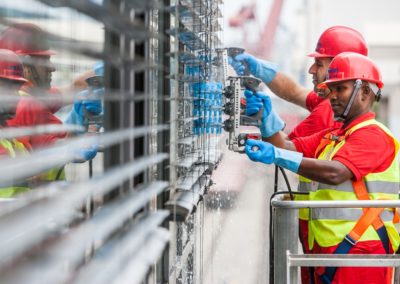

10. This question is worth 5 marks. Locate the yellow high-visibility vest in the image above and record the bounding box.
[0,139,30,197]
[17,89,66,182]
[308,119,400,251]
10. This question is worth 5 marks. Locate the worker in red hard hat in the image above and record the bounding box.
[0,23,99,183]
[0,49,31,197]
[0,23,56,90]
[0,49,29,126]
[0,23,66,149]
[245,52,399,284]
[230,26,369,283]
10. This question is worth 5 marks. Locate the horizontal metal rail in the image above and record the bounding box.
[271,195,400,283]
[176,165,207,191]
[0,125,169,186]
[0,158,168,266]
[166,175,210,221]
[0,209,169,284]
[37,0,159,41]
[287,252,400,283]
[271,198,400,209]
[111,228,170,284]
[72,212,169,284]
[0,124,85,140]
[287,252,400,267]
[2,90,163,106]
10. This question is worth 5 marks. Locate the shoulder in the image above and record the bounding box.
[348,123,392,145]
[305,91,326,111]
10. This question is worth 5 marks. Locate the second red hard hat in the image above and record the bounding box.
[0,23,55,56]
[318,52,383,89]
[0,49,28,83]
[308,26,368,58]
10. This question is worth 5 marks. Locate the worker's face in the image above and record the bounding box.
[308,57,332,93]
[24,55,55,89]
[326,80,363,121]
[0,78,23,125]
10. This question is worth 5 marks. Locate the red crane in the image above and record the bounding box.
[228,0,285,59]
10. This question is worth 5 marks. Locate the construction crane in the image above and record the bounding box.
[228,0,285,59]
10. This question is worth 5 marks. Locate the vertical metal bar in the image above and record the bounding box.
[273,206,299,284]
[104,0,123,192]
[157,0,172,282]
[286,251,291,284]
[395,267,400,283]
[168,2,180,281]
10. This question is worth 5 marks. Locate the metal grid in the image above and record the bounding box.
[0,0,224,283]
[0,0,169,283]
[164,0,224,283]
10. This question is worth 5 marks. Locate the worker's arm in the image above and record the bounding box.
[298,158,353,185]
[245,139,353,185]
[268,72,310,109]
[230,53,310,109]
[58,61,104,98]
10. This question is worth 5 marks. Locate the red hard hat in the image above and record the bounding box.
[0,49,28,83]
[0,23,55,56]
[308,26,368,58]
[317,52,383,90]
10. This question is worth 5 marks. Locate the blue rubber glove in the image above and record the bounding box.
[64,88,104,127]
[228,53,278,84]
[245,139,303,173]
[73,144,99,163]
[244,90,262,116]
[79,88,103,115]
[245,90,284,138]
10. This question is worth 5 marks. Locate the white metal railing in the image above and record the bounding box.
[271,195,400,284]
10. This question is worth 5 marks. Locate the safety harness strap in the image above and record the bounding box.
[321,179,392,283]
[321,206,385,284]
[315,133,345,158]
[353,179,390,253]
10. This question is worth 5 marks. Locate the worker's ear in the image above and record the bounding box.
[360,84,372,101]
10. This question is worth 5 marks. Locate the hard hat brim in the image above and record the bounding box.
[317,78,384,89]
[17,50,56,56]
[0,75,28,83]
[307,51,334,58]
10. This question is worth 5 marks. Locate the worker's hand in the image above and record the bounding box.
[245,139,303,173]
[245,139,276,164]
[64,88,104,127]
[244,90,284,138]
[73,144,99,163]
[229,53,278,84]
[77,88,103,116]
[244,89,271,117]
[244,90,263,116]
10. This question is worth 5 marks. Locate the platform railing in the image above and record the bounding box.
[271,195,400,284]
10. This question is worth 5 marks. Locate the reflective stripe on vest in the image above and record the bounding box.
[0,187,30,198]
[0,139,16,157]
[296,175,314,220]
[39,167,65,182]
[0,139,30,197]
[309,119,400,251]
[316,180,398,194]
[311,207,395,222]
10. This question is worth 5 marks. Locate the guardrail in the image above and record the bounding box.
[271,195,400,284]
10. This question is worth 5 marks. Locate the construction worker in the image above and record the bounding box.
[245,52,399,284]
[0,49,30,197]
[230,26,369,283]
[0,23,99,182]
[230,25,368,137]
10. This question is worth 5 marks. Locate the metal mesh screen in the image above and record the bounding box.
[0,0,223,283]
